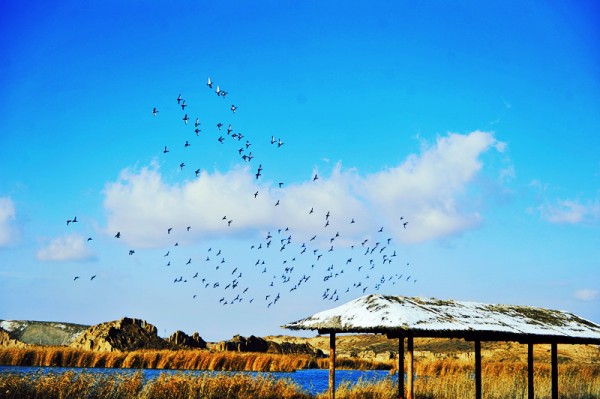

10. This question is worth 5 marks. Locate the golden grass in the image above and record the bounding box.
[1,347,598,398]
[0,371,310,399]
[1,359,599,399]
[0,346,386,372]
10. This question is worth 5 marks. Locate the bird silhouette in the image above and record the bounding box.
[152,107,159,116]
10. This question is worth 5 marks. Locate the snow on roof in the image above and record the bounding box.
[283,294,600,344]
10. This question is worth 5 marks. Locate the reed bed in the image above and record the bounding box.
[1,348,598,398]
[0,371,311,399]
[1,360,598,399]
[0,347,386,372]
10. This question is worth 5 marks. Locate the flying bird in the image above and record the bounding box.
[152,107,158,116]
[207,77,212,88]
[177,94,182,104]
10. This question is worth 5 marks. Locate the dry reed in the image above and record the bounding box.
[0,371,310,399]
[0,346,385,372]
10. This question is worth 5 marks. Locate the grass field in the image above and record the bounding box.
[1,339,598,398]
[1,363,599,399]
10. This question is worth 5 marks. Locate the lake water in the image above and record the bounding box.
[0,366,397,395]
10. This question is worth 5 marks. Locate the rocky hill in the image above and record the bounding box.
[167,330,207,349]
[212,334,324,357]
[0,319,88,346]
[69,317,172,352]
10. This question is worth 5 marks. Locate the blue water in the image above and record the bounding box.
[0,366,397,396]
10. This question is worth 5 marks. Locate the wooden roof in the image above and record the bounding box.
[283,294,600,344]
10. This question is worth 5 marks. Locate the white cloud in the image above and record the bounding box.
[102,131,506,247]
[0,197,17,247]
[363,131,502,242]
[539,198,600,224]
[574,289,599,302]
[37,234,97,262]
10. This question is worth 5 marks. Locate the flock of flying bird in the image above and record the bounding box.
[68,77,417,308]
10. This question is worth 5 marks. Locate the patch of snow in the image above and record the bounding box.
[283,294,600,341]
[0,320,20,332]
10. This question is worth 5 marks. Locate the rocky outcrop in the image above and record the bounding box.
[0,327,29,348]
[167,330,207,349]
[267,341,324,357]
[216,335,269,352]
[215,334,323,356]
[69,317,170,352]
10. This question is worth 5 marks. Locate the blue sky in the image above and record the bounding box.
[1,1,599,341]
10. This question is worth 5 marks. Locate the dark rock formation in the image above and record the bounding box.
[267,341,324,357]
[215,334,323,356]
[216,335,270,352]
[168,330,207,349]
[70,317,170,352]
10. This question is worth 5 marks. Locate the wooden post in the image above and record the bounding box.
[551,342,558,399]
[329,332,336,399]
[475,340,482,399]
[398,337,404,399]
[407,336,414,399]
[528,343,534,399]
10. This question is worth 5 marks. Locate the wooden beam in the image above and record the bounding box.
[407,336,414,399]
[551,342,558,399]
[475,340,482,399]
[329,332,336,399]
[398,337,404,399]
[528,343,534,399]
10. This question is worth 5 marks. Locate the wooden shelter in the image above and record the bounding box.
[283,294,600,399]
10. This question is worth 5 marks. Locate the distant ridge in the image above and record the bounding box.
[0,319,89,346]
